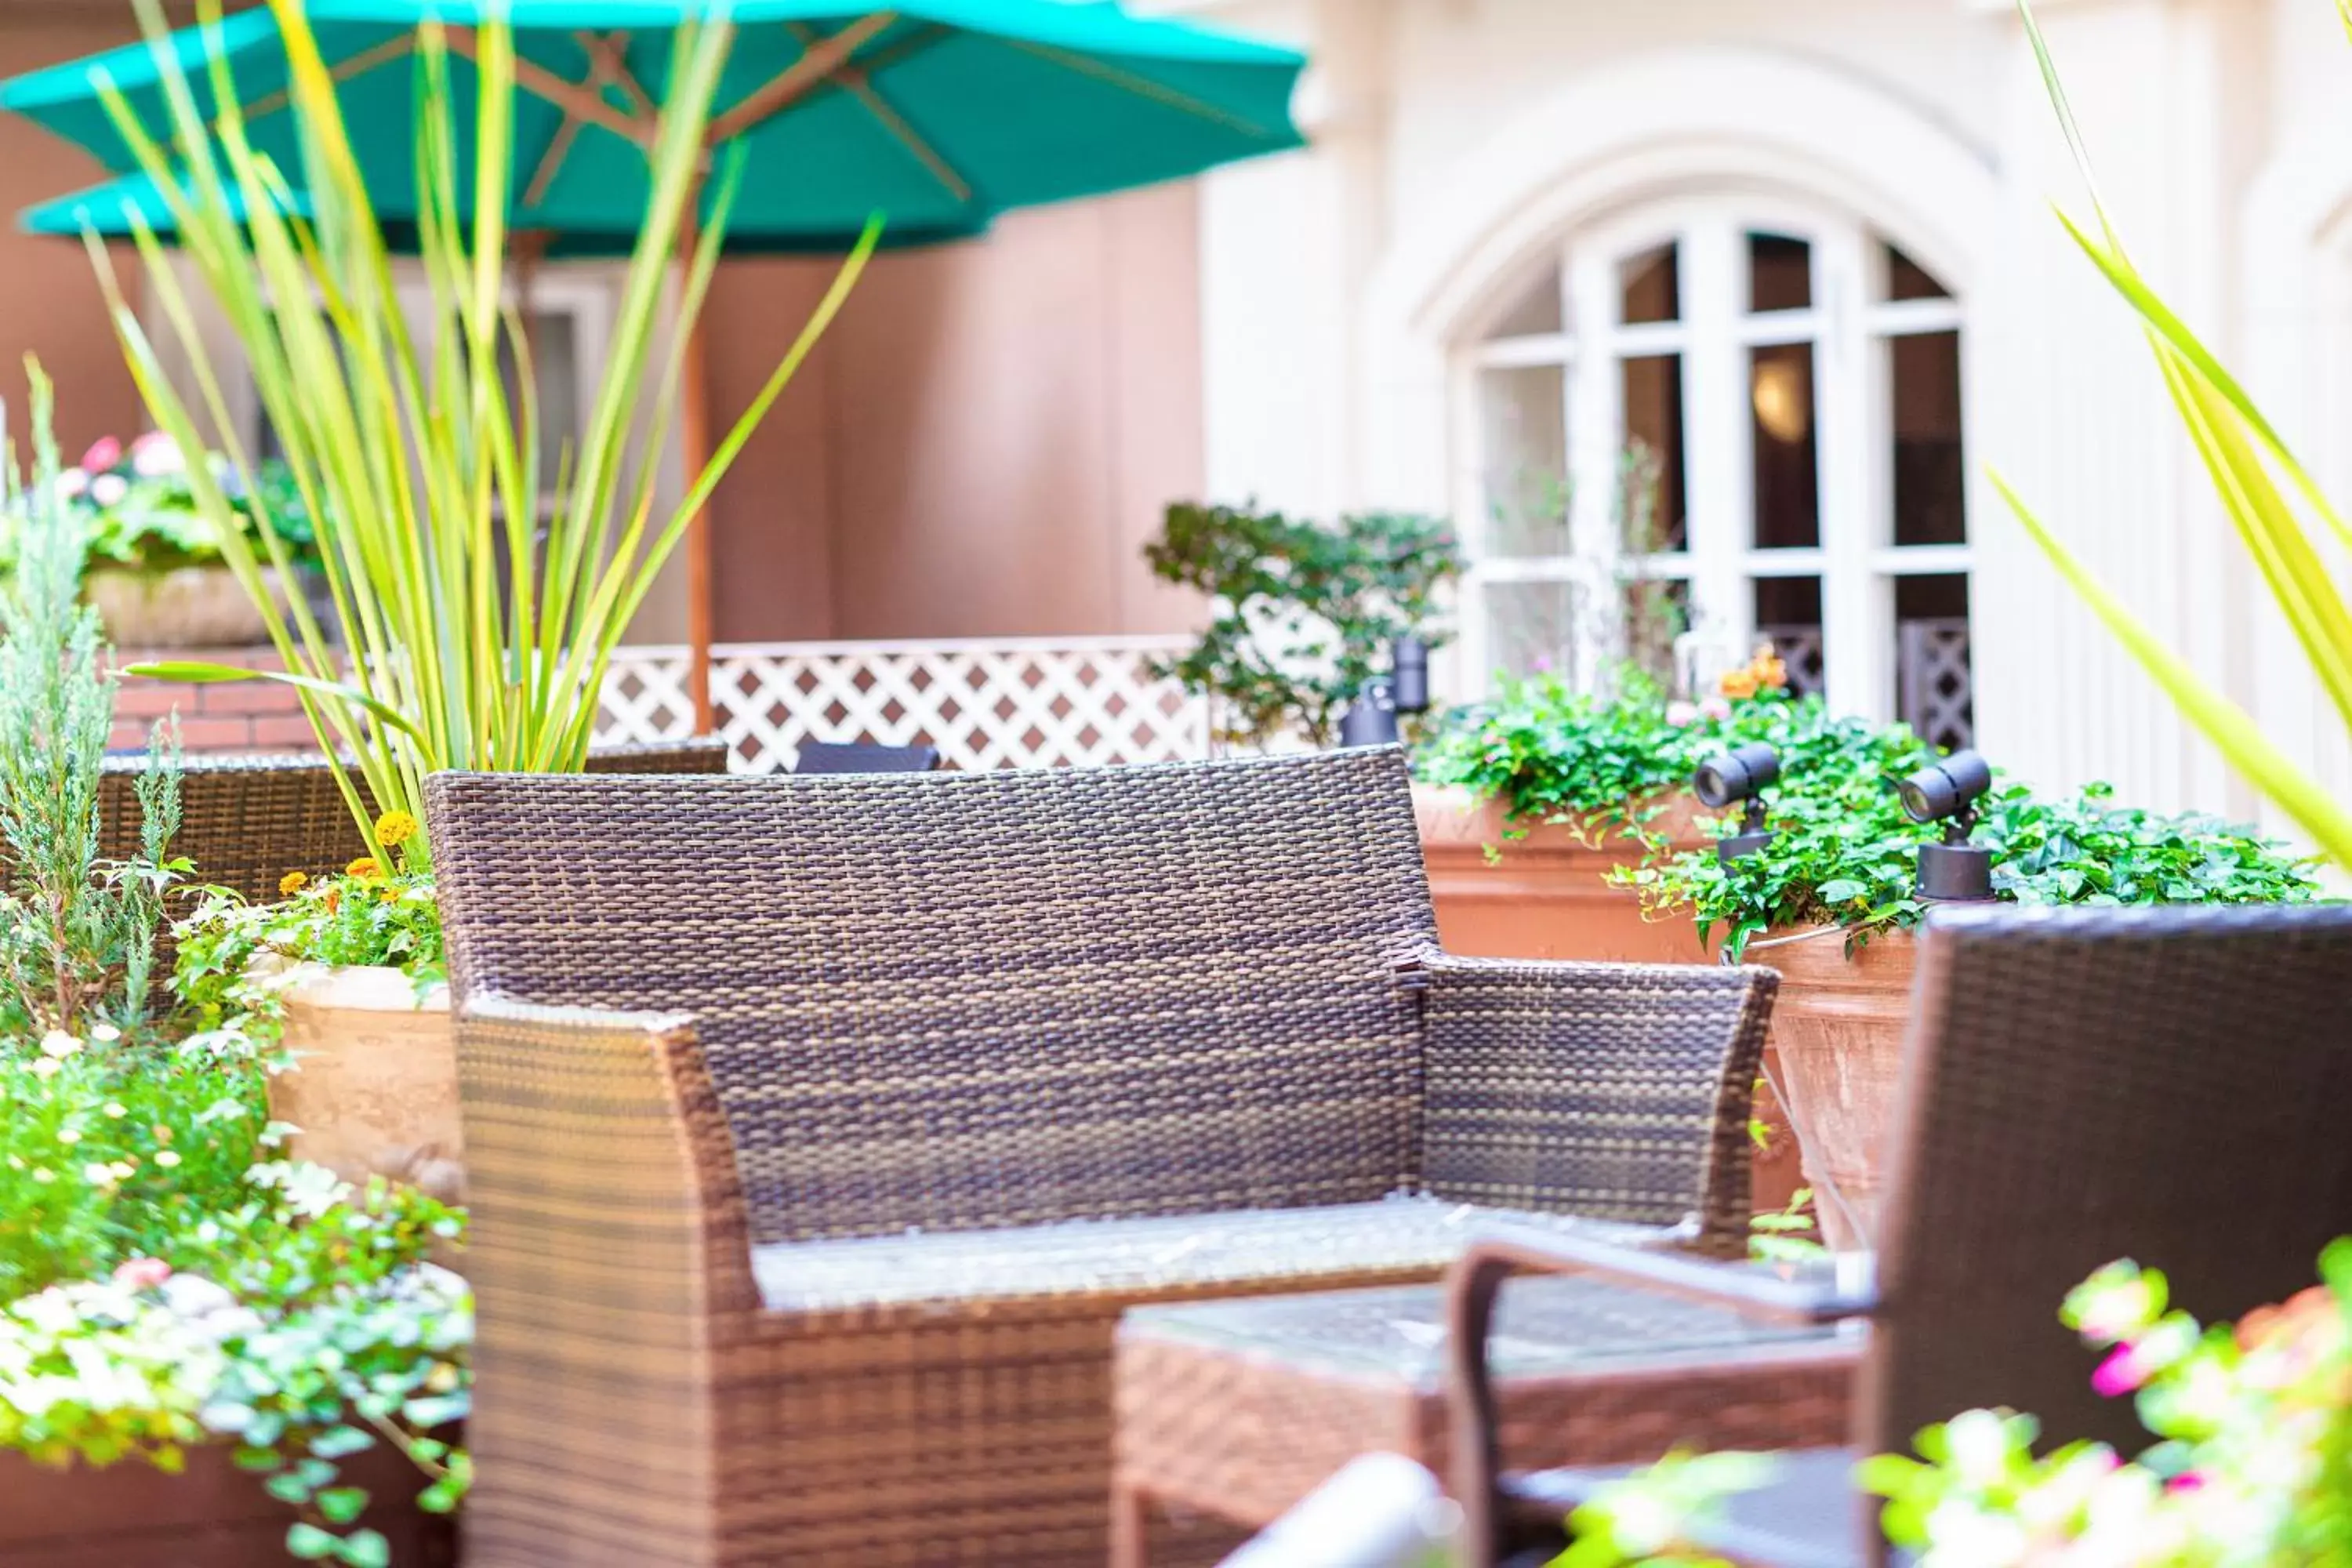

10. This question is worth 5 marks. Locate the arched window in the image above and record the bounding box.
[1457,195,1973,747]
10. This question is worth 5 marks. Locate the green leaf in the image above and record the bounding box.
[285,1523,339,1560]
[336,1530,390,1568]
[309,1425,376,1459]
[318,1487,369,1526]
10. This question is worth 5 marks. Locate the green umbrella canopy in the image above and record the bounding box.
[2,1,1307,247]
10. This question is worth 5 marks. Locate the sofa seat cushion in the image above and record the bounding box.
[750,1195,1686,1315]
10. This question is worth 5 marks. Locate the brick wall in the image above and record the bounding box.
[109,648,320,755]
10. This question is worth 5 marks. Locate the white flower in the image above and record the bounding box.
[28,1058,60,1081]
[89,1023,120,1044]
[102,1102,125,1120]
[82,1163,114,1186]
[29,1168,53,1185]
[152,1150,181,1169]
[38,1032,79,1061]
[52,466,89,500]
[1944,1408,2016,1486]
[55,1128,78,1145]
[129,432,183,477]
[88,473,129,507]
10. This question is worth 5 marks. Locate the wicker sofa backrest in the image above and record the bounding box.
[427,748,1439,1245]
[100,738,732,906]
[1869,902,2352,1457]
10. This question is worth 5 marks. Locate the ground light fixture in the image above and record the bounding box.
[1389,637,1430,716]
[1692,742,1780,862]
[1900,749,1998,902]
[1338,681,1401,747]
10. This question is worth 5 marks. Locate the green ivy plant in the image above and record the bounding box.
[1144,503,1461,749]
[1618,766,2324,960]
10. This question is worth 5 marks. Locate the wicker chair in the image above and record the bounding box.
[421,747,1780,1567]
[97,739,733,906]
[793,739,942,774]
[1447,902,2352,1568]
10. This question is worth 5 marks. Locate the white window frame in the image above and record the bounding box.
[1452,192,1972,723]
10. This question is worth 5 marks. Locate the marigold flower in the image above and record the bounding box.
[1754,655,1789,691]
[1719,668,1760,701]
[373,810,418,849]
[279,870,309,897]
[346,856,380,880]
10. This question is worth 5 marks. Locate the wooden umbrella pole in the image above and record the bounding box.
[678,201,716,735]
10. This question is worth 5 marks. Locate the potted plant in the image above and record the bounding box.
[0,374,466,1565]
[1410,658,1799,964]
[1143,502,1461,751]
[1619,752,2321,1250]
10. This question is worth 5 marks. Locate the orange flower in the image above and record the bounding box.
[373,810,418,849]
[322,888,340,914]
[278,871,309,897]
[1755,655,1789,691]
[345,856,379,880]
[1719,667,1760,701]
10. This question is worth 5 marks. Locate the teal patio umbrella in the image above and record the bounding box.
[4,0,1306,722]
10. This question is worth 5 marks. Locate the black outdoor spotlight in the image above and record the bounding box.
[1692,742,1780,862]
[1899,749,1997,902]
[1389,636,1431,716]
[1337,680,1402,748]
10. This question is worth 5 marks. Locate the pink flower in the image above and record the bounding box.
[1699,695,1733,722]
[53,467,88,499]
[112,1257,172,1290]
[89,473,129,507]
[2166,1471,2208,1494]
[129,431,184,477]
[2091,1341,2164,1399]
[1665,701,1699,728]
[79,436,122,474]
[1530,655,1554,674]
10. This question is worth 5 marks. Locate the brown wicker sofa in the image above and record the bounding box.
[98,738,732,906]
[423,748,1780,1567]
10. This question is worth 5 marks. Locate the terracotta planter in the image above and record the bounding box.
[0,1442,455,1566]
[86,564,297,650]
[265,961,460,1203]
[1750,927,1918,1252]
[1410,784,1806,1214]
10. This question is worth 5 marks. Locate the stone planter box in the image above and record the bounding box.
[86,564,296,651]
[1748,926,1918,1253]
[266,961,460,1203]
[0,1442,455,1566]
[1410,784,1805,1214]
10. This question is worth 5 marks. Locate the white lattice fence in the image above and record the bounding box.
[597,637,1213,773]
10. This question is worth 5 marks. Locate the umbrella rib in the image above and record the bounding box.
[706,11,896,146]
[786,21,971,206]
[233,34,415,127]
[577,30,656,119]
[1002,40,1276,138]
[448,27,655,150]
[522,31,651,207]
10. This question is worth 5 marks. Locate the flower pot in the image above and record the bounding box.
[1749,927,1918,1253]
[85,564,295,650]
[0,1441,456,1566]
[1410,784,1806,1215]
[263,961,459,1203]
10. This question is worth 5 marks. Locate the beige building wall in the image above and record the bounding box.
[702,181,1208,644]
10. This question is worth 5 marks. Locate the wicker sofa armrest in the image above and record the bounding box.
[454,994,757,1559]
[1415,953,1777,1253]
[1444,1223,1875,1562]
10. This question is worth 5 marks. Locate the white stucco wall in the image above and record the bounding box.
[1168,0,2352,833]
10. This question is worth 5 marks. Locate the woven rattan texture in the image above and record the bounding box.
[432,750,1441,1244]
[425,749,1785,1566]
[99,739,731,906]
[1868,903,2352,1456]
[1114,1282,1853,1539]
[1421,954,1775,1245]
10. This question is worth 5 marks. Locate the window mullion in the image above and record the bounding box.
[1680,218,1751,677]
[1817,223,1891,720]
[1566,247,1621,692]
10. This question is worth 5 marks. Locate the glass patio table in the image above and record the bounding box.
[1110,1268,1859,1566]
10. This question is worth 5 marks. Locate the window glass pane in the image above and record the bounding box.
[1484,580,1575,684]
[1486,262,1564,339]
[497,310,582,490]
[1884,243,1951,302]
[1753,576,1825,697]
[1477,365,1570,557]
[1621,355,1686,552]
[1619,242,1679,325]
[1748,234,1812,314]
[1896,574,1973,751]
[1619,574,1690,693]
[1892,331,1966,546]
[1750,343,1819,549]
